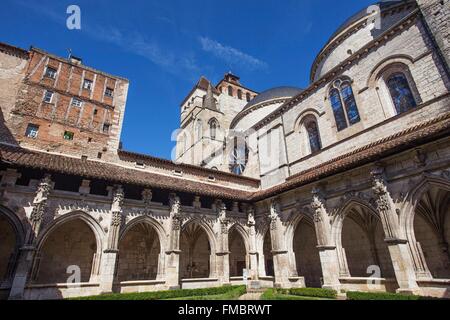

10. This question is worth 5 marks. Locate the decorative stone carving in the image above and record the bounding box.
[247,207,255,227]
[218,201,228,234]
[370,166,400,240]
[310,187,333,247]
[413,148,427,168]
[30,174,52,223]
[169,193,182,230]
[142,189,153,206]
[111,210,122,227]
[192,196,201,209]
[269,200,280,230]
[111,185,124,213]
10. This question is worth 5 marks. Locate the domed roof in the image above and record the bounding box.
[243,86,304,111]
[328,1,402,42]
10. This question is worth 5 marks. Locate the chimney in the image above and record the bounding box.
[69,54,82,65]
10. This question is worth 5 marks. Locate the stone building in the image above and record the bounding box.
[0,0,449,299]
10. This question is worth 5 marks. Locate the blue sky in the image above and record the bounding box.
[1,0,375,159]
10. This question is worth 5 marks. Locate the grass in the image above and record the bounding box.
[69,285,246,300]
[260,288,336,300]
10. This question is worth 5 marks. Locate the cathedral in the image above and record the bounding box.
[0,0,449,300]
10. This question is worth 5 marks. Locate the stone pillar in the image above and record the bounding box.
[311,187,341,291]
[247,207,259,280]
[99,185,124,294]
[268,200,291,288]
[371,166,420,294]
[165,193,182,289]
[9,175,53,300]
[216,201,230,285]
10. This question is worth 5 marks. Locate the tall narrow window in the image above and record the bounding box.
[237,89,242,100]
[228,86,233,97]
[340,82,360,125]
[246,92,251,102]
[43,90,54,103]
[229,137,249,176]
[306,121,322,153]
[387,73,417,114]
[209,119,218,140]
[329,79,360,131]
[330,88,347,131]
[195,120,202,142]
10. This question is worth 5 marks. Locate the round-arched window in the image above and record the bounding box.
[229,136,249,175]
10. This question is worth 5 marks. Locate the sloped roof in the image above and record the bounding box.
[1,111,449,202]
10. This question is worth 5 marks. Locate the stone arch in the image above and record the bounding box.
[294,113,323,157]
[367,56,421,118]
[366,54,415,88]
[287,213,323,287]
[228,223,249,277]
[402,175,450,279]
[0,205,25,287]
[333,200,395,278]
[117,216,166,282]
[34,211,104,284]
[180,218,216,279]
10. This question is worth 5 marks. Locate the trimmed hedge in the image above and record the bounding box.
[261,288,337,300]
[288,288,337,299]
[170,286,247,300]
[346,291,442,300]
[71,285,246,300]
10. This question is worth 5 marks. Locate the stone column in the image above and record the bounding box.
[371,166,420,294]
[268,200,291,288]
[99,185,124,294]
[311,187,341,291]
[247,207,259,280]
[9,175,53,300]
[165,193,182,289]
[216,201,230,285]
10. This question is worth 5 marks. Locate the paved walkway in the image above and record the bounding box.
[238,292,264,300]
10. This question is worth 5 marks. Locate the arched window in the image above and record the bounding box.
[386,73,417,114]
[329,79,361,131]
[306,121,322,153]
[228,86,233,97]
[209,118,218,140]
[195,119,202,142]
[246,92,251,102]
[237,89,242,100]
[229,136,249,175]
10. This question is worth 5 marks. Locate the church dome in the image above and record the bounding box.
[242,86,304,111]
[231,86,303,130]
[310,0,416,82]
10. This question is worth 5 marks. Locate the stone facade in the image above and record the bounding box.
[0,0,449,300]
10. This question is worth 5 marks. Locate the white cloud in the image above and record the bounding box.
[199,36,268,71]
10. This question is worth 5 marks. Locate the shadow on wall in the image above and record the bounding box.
[0,108,19,146]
